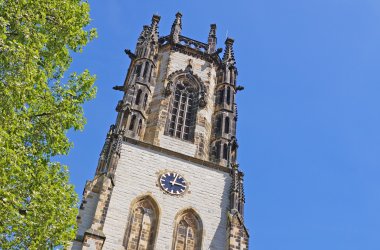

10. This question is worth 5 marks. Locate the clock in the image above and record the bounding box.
[159,172,187,195]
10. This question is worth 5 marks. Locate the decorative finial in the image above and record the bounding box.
[170,12,182,44]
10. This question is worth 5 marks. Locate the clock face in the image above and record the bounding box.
[159,172,187,195]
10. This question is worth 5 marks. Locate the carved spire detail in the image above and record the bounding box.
[222,37,236,64]
[170,12,182,44]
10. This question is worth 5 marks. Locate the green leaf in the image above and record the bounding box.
[0,0,97,248]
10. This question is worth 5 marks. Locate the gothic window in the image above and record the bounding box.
[143,61,149,78]
[218,88,225,104]
[224,117,230,134]
[215,141,221,160]
[129,115,136,131]
[172,209,203,250]
[223,143,228,160]
[124,196,159,250]
[137,119,142,136]
[135,64,142,77]
[135,89,142,105]
[229,68,234,84]
[215,115,222,135]
[226,87,231,105]
[148,66,153,82]
[167,80,197,141]
[143,94,148,109]
[121,112,129,130]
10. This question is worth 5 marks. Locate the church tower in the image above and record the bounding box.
[72,13,249,250]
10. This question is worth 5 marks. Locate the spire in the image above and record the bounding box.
[222,37,236,64]
[207,24,217,54]
[170,12,182,44]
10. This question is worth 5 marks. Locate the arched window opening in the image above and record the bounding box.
[135,89,142,105]
[226,87,231,105]
[230,68,234,85]
[124,196,159,250]
[172,209,203,250]
[167,80,198,141]
[137,119,142,136]
[223,143,228,160]
[129,115,136,131]
[215,141,221,160]
[215,115,222,135]
[143,94,148,109]
[135,64,142,77]
[218,88,225,104]
[121,112,129,130]
[224,117,230,134]
[143,61,149,78]
[148,65,153,82]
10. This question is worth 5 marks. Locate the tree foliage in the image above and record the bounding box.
[0,0,96,248]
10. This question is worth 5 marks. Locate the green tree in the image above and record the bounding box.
[0,0,96,248]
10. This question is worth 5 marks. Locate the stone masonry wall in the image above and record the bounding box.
[101,141,231,249]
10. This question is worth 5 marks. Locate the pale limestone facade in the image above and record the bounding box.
[72,13,249,250]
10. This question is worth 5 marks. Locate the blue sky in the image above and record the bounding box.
[64,0,380,249]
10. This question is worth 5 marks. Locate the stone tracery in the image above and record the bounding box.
[123,196,159,250]
[172,209,203,250]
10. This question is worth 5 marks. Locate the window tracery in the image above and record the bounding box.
[167,79,198,141]
[172,209,202,250]
[124,196,159,250]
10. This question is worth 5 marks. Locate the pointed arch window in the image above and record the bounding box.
[224,117,230,134]
[137,119,143,136]
[143,61,150,78]
[167,80,198,141]
[226,87,231,105]
[129,115,136,131]
[135,64,142,77]
[135,89,142,105]
[172,209,203,250]
[218,88,225,104]
[229,68,234,85]
[143,94,148,109]
[215,115,222,135]
[124,196,159,250]
[223,143,229,160]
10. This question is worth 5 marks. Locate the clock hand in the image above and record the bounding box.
[172,181,186,188]
[170,173,178,186]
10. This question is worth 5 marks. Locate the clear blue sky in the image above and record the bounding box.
[64,0,380,249]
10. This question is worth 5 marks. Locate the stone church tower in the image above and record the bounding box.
[72,13,249,250]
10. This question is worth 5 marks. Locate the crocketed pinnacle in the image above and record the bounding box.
[222,37,236,64]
